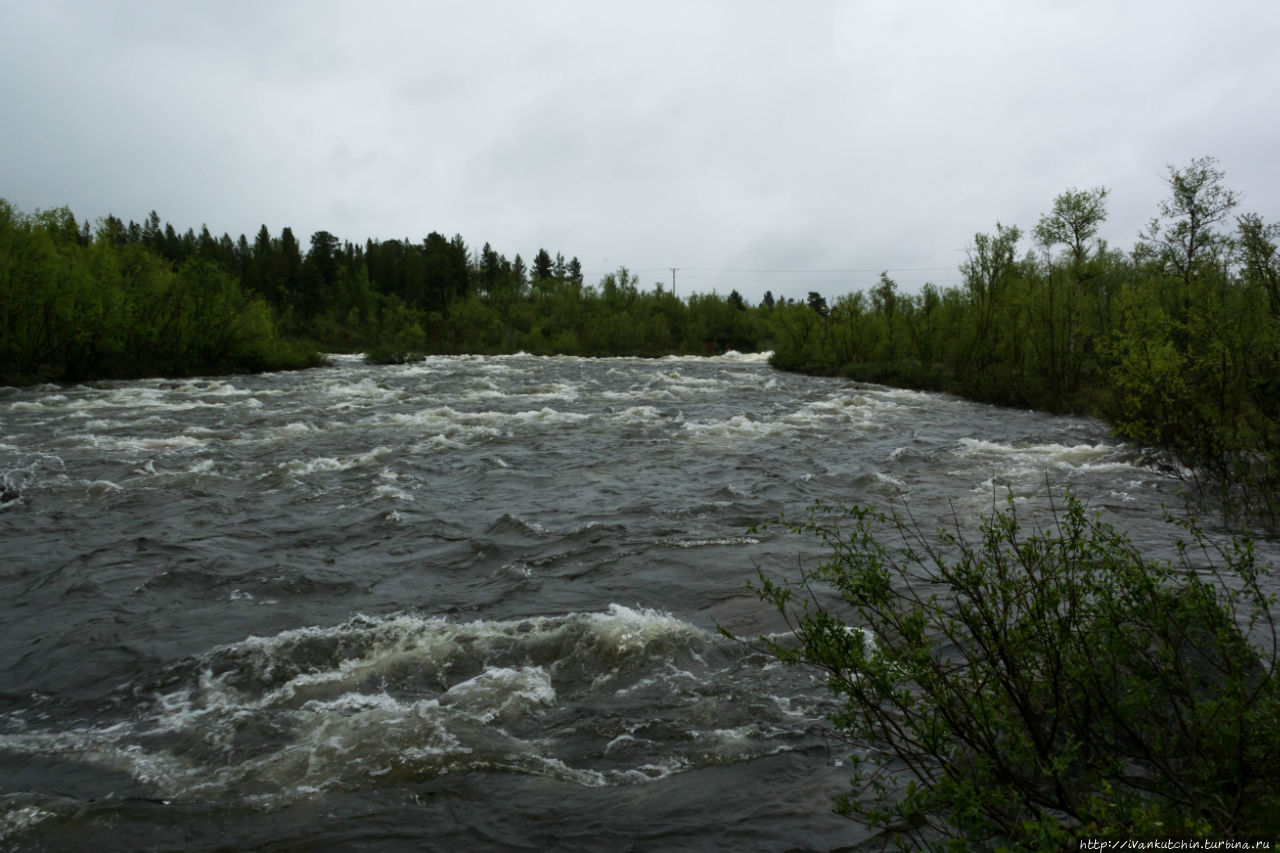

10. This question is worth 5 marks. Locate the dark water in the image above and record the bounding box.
[0,353,1243,850]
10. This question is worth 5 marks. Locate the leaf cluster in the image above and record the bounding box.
[750,495,1280,849]
[0,202,319,384]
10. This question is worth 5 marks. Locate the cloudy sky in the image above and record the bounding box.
[2,0,1277,303]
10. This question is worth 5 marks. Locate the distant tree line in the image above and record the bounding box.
[770,157,1280,522]
[0,202,321,382]
[0,200,793,383]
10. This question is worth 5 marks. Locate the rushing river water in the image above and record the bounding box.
[0,352,1259,850]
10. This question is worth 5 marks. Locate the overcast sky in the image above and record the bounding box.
[3,0,1277,303]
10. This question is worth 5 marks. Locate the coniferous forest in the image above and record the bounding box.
[2,156,1278,520]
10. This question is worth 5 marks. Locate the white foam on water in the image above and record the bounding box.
[384,406,589,447]
[682,415,791,442]
[440,666,556,723]
[600,388,662,403]
[603,732,640,753]
[279,446,391,476]
[1,453,66,494]
[168,604,705,713]
[769,695,808,717]
[958,437,1114,460]
[583,604,701,655]
[278,421,320,437]
[509,382,582,401]
[953,438,1139,478]
[62,388,225,414]
[527,756,610,788]
[231,419,323,446]
[680,389,917,444]
[76,434,209,453]
[794,393,907,429]
[6,399,59,412]
[663,537,761,549]
[650,371,735,391]
[0,603,821,806]
[371,481,414,502]
[500,561,533,579]
[611,405,668,426]
[457,386,506,402]
[320,377,398,399]
[508,407,591,426]
[869,384,939,404]
[609,760,688,783]
[0,803,58,843]
[170,379,252,397]
[717,350,773,363]
[655,351,773,365]
[84,480,123,496]
[410,434,468,452]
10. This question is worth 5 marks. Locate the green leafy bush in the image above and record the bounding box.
[748,495,1280,849]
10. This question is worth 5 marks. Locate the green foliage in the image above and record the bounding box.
[748,495,1280,849]
[1139,156,1238,284]
[768,159,1280,525]
[2,198,788,384]
[0,201,319,383]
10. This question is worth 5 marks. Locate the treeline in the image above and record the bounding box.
[223,227,784,361]
[0,201,321,383]
[0,199,795,383]
[771,157,1280,521]
[74,209,795,361]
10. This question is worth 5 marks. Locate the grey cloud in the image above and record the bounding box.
[1,0,1277,305]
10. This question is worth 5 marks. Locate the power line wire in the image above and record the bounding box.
[586,265,957,275]
[675,265,956,273]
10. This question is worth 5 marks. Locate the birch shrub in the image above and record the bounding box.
[748,496,1280,849]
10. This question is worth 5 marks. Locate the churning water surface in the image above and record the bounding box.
[0,353,1222,850]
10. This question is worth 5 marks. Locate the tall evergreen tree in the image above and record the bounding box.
[532,248,553,281]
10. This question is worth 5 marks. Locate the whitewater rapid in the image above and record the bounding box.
[0,352,1195,850]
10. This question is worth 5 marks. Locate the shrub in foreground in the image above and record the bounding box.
[748,495,1279,849]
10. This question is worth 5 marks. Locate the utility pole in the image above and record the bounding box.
[669,267,678,295]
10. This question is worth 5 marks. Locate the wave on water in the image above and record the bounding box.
[953,437,1140,474]
[277,446,392,477]
[0,605,825,816]
[716,350,773,363]
[657,350,773,364]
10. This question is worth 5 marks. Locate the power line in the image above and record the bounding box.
[675,275,953,286]
[585,265,958,276]
[581,263,962,280]
[675,265,957,274]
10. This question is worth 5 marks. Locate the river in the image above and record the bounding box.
[0,352,1241,850]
